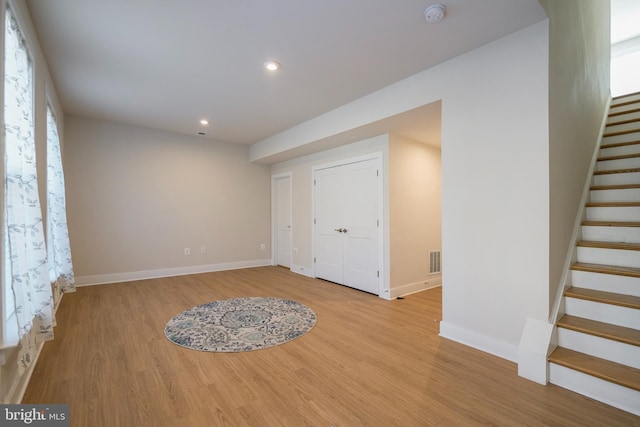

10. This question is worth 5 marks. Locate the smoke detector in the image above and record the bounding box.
[424,3,446,23]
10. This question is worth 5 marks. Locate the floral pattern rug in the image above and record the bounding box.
[164,297,317,352]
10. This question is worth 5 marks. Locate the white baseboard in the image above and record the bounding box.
[5,342,44,404]
[439,321,519,363]
[75,259,273,286]
[391,275,442,299]
[2,291,66,404]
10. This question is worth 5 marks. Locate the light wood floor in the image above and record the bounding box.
[23,267,638,426]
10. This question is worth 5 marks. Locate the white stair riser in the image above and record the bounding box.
[549,363,640,416]
[585,206,640,222]
[576,246,640,269]
[571,270,640,297]
[602,132,640,145]
[581,225,640,244]
[608,111,640,125]
[590,188,640,202]
[557,328,640,368]
[593,172,640,186]
[599,144,640,158]
[606,123,640,137]
[612,94,640,105]
[596,157,640,171]
[564,297,640,329]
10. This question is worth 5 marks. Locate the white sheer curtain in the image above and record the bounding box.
[46,106,75,308]
[4,8,54,373]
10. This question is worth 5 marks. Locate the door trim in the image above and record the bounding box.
[271,172,293,268]
[312,152,384,296]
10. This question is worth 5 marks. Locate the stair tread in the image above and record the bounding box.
[576,240,640,251]
[600,140,640,149]
[549,347,640,391]
[612,91,640,104]
[606,118,640,128]
[593,168,640,176]
[582,220,640,227]
[565,287,640,310]
[598,152,640,162]
[590,184,640,191]
[571,262,640,278]
[558,314,640,346]
[609,106,640,118]
[603,129,640,138]
[585,201,640,207]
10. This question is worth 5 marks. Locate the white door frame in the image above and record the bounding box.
[271,172,293,268]
[312,152,385,296]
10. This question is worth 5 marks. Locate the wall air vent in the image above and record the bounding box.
[429,250,441,274]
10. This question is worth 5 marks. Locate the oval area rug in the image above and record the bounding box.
[164,297,317,352]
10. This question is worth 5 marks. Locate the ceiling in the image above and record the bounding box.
[26,1,547,150]
[611,0,640,44]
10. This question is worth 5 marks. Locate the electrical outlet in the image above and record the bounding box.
[260,243,266,251]
[184,248,191,256]
[200,246,207,255]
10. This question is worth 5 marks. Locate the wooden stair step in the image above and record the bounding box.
[582,220,640,227]
[598,152,640,162]
[564,287,640,310]
[600,140,640,149]
[593,168,640,176]
[576,240,640,251]
[571,262,640,278]
[585,201,640,207]
[549,347,640,391]
[612,92,640,108]
[609,106,640,119]
[557,314,640,346]
[603,128,640,138]
[590,184,640,191]
[606,117,640,128]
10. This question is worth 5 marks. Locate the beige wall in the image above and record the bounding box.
[64,116,271,282]
[540,0,611,312]
[270,134,390,284]
[271,132,442,297]
[389,134,441,290]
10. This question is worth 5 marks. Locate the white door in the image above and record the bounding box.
[314,157,380,294]
[275,175,291,267]
[314,167,344,283]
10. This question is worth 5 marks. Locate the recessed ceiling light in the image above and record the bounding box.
[200,119,209,125]
[264,60,280,71]
[424,3,446,23]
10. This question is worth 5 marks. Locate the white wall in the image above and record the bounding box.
[64,116,272,284]
[257,21,550,360]
[541,0,611,313]
[440,22,549,361]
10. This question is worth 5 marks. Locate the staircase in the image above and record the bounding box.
[548,91,640,416]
